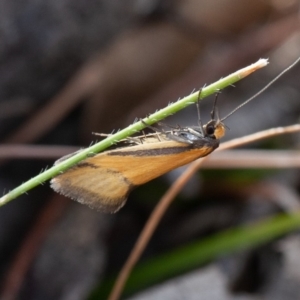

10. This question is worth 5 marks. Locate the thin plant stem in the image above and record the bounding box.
[0,59,267,207]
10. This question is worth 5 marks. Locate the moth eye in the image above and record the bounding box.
[206,125,215,135]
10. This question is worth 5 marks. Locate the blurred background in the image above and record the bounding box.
[1,0,300,299]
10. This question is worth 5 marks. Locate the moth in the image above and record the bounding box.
[51,91,226,213]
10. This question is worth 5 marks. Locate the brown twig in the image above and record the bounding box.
[107,124,300,300]
[0,145,78,159]
[202,150,300,169]
[1,144,300,169]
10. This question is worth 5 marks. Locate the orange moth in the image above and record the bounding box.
[51,91,225,213]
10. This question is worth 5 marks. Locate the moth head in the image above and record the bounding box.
[205,119,226,139]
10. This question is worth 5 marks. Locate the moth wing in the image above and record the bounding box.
[51,162,132,213]
[51,139,217,213]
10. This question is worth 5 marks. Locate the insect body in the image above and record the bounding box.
[51,97,225,213]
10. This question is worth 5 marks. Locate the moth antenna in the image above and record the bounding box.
[211,91,221,120]
[221,56,300,122]
[196,88,205,136]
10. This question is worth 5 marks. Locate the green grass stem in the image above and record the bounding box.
[0,59,268,207]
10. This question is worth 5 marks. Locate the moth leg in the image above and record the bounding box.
[141,119,163,133]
